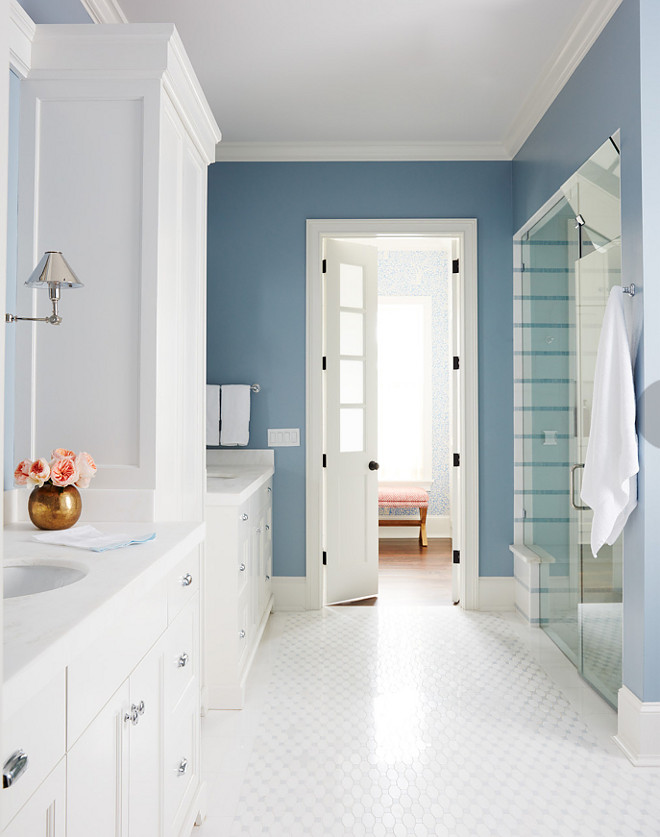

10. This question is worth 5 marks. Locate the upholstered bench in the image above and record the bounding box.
[378,487,429,547]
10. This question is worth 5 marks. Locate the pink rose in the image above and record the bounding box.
[14,460,32,486]
[50,457,80,487]
[27,458,51,487]
[74,452,97,490]
[51,448,75,460]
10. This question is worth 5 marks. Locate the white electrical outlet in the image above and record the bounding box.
[268,428,300,447]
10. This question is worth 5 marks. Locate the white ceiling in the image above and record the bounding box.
[114,0,621,160]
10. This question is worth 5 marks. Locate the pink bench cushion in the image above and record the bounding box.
[378,487,429,508]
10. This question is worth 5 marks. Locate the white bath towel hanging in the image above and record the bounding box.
[220,384,251,446]
[581,286,640,557]
[206,384,220,446]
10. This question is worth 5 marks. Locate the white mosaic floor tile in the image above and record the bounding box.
[196,607,660,837]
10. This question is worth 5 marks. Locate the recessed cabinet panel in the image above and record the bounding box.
[2,758,66,837]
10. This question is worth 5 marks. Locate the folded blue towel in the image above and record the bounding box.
[34,525,156,552]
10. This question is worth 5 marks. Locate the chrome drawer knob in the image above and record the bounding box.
[265,524,270,531]
[178,652,189,668]
[3,750,28,788]
[124,706,139,726]
[180,573,193,587]
[137,700,145,716]
[239,563,246,572]
[241,513,249,521]
[267,487,272,494]
[266,574,270,580]
[239,629,246,639]
[177,758,188,776]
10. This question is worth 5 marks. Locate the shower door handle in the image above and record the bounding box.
[569,464,589,510]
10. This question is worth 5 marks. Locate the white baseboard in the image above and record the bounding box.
[614,686,660,766]
[378,514,452,539]
[478,577,515,611]
[272,576,307,611]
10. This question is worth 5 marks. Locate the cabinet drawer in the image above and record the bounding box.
[2,757,66,837]
[164,595,198,713]
[164,688,199,837]
[67,583,166,747]
[167,550,200,623]
[1,671,66,830]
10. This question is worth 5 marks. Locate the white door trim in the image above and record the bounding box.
[305,218,479,610]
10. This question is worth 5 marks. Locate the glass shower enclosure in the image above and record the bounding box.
[517,136,622,707]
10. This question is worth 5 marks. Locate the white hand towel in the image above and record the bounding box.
[581,286,640,557]
[34,525,156,552]
[220,384,251,446]
[206,384,220,446]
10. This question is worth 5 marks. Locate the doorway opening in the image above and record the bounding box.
[305,219,479,611]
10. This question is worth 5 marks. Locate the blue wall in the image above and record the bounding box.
[16,0,91,23]
[512,0,660,701]
[207,161,513,578]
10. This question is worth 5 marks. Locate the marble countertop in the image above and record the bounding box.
[3,520,204,714]
[206,464,274,506]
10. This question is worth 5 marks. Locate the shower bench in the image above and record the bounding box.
[378,486,429,547]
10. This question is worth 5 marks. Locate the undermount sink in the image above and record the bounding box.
[4,563,87,599]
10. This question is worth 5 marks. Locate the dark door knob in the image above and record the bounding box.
[369,461,379,471]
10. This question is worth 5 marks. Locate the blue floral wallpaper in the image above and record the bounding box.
[378,249,451,519]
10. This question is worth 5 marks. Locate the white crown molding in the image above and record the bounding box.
[215,140,510,163]
[9,0,35,78]
[79,0,128,24]
[504,0,623,158]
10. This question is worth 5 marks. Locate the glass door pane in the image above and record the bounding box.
[522,196,580,668]
[521,135,622,707]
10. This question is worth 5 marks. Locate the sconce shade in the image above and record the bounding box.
[25,251,84,289]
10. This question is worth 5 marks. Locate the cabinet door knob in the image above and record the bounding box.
[239,563,246,572]
[137,700,145,716]
[177,758,188,776]
[3,750,28,788]
[124,706,139,726]
[265,524,270,531]
[178,652,189,668]
[266,574,270,581]
[241,513,249,521]
[239,629,246,639]
[180,573,193,587]
[267,486,272,493]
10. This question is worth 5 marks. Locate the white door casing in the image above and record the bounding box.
[324,239,379,604]
[450,237,462,604]
[306,219,479,611]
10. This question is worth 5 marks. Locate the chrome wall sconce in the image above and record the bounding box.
[5,251,84,326]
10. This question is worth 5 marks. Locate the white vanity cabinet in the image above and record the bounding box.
[2,537,203,837]
[66,556,201,837]
[205,467,274,709]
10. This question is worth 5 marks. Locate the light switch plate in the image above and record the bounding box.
[268,428,300,447]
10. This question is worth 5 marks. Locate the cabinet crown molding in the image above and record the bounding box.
[28,23,221,162]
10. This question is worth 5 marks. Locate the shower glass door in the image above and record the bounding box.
[520,136,622,707]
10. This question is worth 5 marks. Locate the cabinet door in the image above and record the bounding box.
[67,681,130,837]
[128,644,164,837]
[3,759,66,837]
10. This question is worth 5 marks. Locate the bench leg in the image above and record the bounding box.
[419,506,428,548]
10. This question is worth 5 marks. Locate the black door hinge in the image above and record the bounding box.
[322,259,327,274]
[452,258,459,274]
[453,356,459,370]
[323,454,327,468]
[453,549,460,564]
[323,551,327,566]
[322,356,327,371]
[453,453,460,467]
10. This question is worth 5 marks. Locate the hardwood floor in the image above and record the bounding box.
[336,537,454,607]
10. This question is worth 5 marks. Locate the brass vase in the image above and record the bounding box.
[28,483,82,530]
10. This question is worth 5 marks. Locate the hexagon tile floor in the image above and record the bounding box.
[196,608,660,836]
